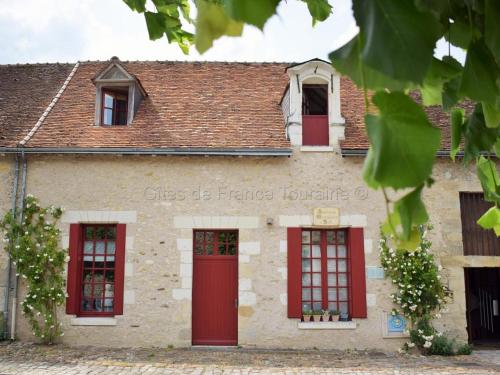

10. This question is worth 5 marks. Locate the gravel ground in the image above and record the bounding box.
[0,342,498,374]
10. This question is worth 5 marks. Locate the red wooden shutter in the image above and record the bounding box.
[287,227,302,318]
[66,224,82,314]
[349,227,367,318]
[114,224,127,315]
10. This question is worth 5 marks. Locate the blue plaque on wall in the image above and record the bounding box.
[387,314,406,333]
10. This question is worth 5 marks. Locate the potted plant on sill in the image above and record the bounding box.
[303,310,313,322]
[329,310,340,322]
[312,310,324,321]
[322,309,330,322]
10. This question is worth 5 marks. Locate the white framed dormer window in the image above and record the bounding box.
[92,57,147,126]
[281,59,345,150]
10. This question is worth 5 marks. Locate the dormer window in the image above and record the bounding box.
[92,57,147,127]
[102,89,128,126]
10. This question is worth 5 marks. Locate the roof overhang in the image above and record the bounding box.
[0,147,292,157]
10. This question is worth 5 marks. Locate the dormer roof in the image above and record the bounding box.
[92,57,147,97]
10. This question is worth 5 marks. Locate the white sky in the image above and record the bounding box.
[0,0,463,64]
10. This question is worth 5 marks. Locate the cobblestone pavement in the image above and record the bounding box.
[0,343,499,374]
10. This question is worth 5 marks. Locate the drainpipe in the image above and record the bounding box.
[10,152,27,340]
[2,153,19,339]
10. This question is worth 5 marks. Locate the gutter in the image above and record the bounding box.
[0,147,292,157]
[341,149,468,158]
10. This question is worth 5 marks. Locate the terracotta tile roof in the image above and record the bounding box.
[26,61,292,150]
[0,60,469,153]
[0,63,74,147]
[340,90,476,153]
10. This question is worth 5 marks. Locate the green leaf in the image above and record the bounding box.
[485,0,500,62]
[363,92,441,189]
[195,1,244,53]
[444,21,479,50]
[144,11,171,40]
[442,76,461,111]
[224,0,280,30]
[477,156,500,204]
[394,185,429,240]
[463,104,500,163]
[482,101,500,128]
[123,0,147,12]
[352,0,441,82]
[459,39,500,104]
[301,0,332,25]
[477,205,500,236]
[494,138,500,158]
[451,108,465,161]
[362,148,380,189]
[421,57,462,106]
[329,36,409,91]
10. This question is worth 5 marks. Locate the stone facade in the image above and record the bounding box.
[0,149,486,349]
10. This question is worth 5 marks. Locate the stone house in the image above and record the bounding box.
[0,58,498,349]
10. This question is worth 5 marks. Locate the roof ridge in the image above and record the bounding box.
[18,62,80,147]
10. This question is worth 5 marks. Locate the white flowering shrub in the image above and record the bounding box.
[0,195,66,344]
[379,225,453,354]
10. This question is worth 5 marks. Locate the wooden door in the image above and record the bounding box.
[192,230,238,346]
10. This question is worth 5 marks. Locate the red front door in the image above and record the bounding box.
[192,230,238,346]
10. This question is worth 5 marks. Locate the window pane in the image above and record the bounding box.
[218,243,226,255]
[338,274,348,286]
[312,274,321,286]
[327,245,336,258]
[227,232,237,243]
[312,259,321,272]
[312,231,321,244]
[328,274,337,286]
[104,93,114,108]
[106,241,115,255]
[339,302,348,314]
[195,243,203,255]
[339,288,348,300]
[206,232,214,243]
[302,245,310,258]
[228,243,237,255]
[84,241,93,254]
[96,241,105,254]
[96,227,106,240]
[103,108,113,125]
[206,243,214,255]
[218,232,226,243]
[105,271,115,283]
[328,302,338,311]
[302,231,310,244]
[328,288,337,301]
[338,260,347,272]
[302,259,311,272]
[337,231,345,244]
[302,273,311,286]
[338,245,347,258]
[312,288,322,300]
[302,288,311,300]
[312,302,322,310]
[302,302,311,312]
[327,231,335,244]
[312,245,321,257]
[106,227,116,240]
[103,298,114,312]
[327,259,336,272]
[85,227,94,240]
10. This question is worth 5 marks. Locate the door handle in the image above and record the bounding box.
[235,298,239,308]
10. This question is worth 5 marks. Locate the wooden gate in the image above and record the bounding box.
[192,230,238,346]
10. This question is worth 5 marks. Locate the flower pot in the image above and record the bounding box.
[312,314,323,322]
[322,312,331,322]
[303,314,312,322]
[331,314,340,322]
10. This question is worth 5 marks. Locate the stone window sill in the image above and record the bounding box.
[300,146,334,152]
[70,317,117,326]
[297,321,356,330]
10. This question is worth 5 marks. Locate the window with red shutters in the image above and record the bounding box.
[66,223,126,317]
[287,227,367,320]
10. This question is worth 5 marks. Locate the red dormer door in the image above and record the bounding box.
[302,84,329,146]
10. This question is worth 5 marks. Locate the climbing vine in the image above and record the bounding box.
[0,195,66,344]
[379,225,454,354]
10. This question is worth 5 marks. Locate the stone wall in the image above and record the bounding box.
[0,150,486,349]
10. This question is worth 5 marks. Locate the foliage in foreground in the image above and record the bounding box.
[0,195,66,344]
[123,0,500,249]
[380,226,470,355]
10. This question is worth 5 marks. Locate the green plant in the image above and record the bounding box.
[0,195,66,344]
[329,310,340,315]
[302,310,313,315]
[312,310,323,315]
[428,335,455,356]
[380,225,454,354]
[124,0,500,246]
[456,343,473,355]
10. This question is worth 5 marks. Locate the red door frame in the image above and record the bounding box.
[192,230,238,346]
